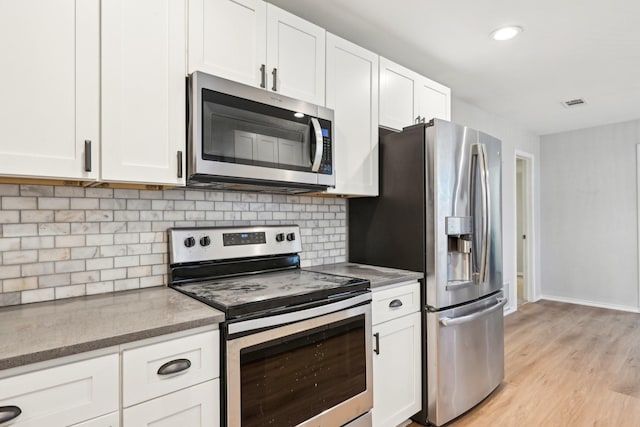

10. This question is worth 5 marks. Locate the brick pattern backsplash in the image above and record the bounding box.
[0,184,346,307]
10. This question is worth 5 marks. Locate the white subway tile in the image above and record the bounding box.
[164,211,185,221]
[0,265,20,280]
[70,198,99,210]
[127,266,152,278]
[0,211,20,224]
[71,223,100,234]
[114,189,139,199]
[87,257,114,271]
[70,246,99,259]
[114,278,140,291]
[3,197,37,210]
[139,232,164,243]
[85,210,114,222]
[127,222,151,232]
[38,273,71,288]
[86,234,114,246]
[85,188,113,198]
[127,199,152,210]
[140,211,163,221]
[139,190,163,199]
[206,211,223,220]
[55,235,86,248]
[20,211,54,223]
[38,197,69,210]
[21,288,55,304]
[54,210,85,222]
[3,277,38,292]
[174,201,195,211]
[186,211,206,221]
[127,243,151,255]
[114,255,140,268]
[140,254,163,265]
[0,184,19,196]
[3,250,38,264]
[101,268,127,281]
[152,200,174,210]
[0,238,20,251]
[205,191,224,201]
[100,199,126,210]
[38,223,70,236]
[114,210,139,221]
[114,233,139,244]
[54,186,85,198]
[86,281,114,295]
[100,222,127,234]
[55,284,86,299]
[55,260,85,273]
[21,185,54,197]
[39,248,71,262]
[100,245,127,257]
[185,190,205,200]
[70,271,99,284]
[140,275,164,288]
[21,262,55,276]
[162,189,184,200]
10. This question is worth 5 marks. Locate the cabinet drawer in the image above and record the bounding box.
[122,330,219,407]
[0,354,118,427]
[372,281,421,325]
[123,379,220,427]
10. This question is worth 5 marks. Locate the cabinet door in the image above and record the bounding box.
[326,34,379,196]
[372,312,422,427]
[0,0,99,180]
[123,380,220,427]
[101,0,186,185]
[379,57,417,131]
[188,0,267,87]
[266,4,325,105]
[416,75,451,122]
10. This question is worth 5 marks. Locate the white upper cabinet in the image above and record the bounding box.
[325,33,379,196]
[379,57,450,131]
[188,0,267,88]
[0,0,99,180]
[266,4,325,105]
[101,0,186,185]
[188,0,325,105]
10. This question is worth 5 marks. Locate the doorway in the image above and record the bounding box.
[515,154,533,307]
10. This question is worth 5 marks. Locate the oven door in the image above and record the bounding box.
[226,297,372,427]
[189,71,335,189]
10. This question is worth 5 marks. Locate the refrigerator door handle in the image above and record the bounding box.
[439,297,507,327]
[472,143,491,284]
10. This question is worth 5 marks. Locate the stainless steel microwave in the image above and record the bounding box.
[187,71,335,193]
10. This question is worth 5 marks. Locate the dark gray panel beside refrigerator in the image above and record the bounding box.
[349,119,505,426]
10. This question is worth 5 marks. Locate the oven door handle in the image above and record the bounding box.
[227,292,371,336]
[310,117,324,172]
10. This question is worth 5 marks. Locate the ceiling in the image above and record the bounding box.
[268,0,640,136]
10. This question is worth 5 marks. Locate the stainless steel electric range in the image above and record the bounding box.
[168,225,373,427]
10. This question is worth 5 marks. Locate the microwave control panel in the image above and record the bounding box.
[319,127,332,175]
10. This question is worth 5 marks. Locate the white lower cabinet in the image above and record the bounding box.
[71,412,120,427]
[123,380,220,427]
[372,282,422,427]
[0,354,119,427]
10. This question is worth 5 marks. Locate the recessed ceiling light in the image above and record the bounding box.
[294,112,305,118]
[490,26,523,41]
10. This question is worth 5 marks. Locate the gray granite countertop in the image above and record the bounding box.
[307,263,423,289]
[0,287,224,371]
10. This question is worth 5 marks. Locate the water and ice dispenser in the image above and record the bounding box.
[446,216,473,284]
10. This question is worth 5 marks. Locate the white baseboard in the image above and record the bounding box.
[539,294,640,313]
[503,306,517,316]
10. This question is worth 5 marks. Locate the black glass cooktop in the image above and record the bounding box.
[171,269,369,320]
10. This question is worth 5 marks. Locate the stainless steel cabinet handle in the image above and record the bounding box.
[388,299,403,308]
[310,117,324,172]
[440,297,507,327]
[0,406,21,424]
[260,64,266,88]
[84,140,92,172]
[373,332,380,355]
[271,67,278,91]
[157,358,191,376]
[177,151,183,178]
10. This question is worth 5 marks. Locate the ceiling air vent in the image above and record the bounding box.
[562,98,587,108]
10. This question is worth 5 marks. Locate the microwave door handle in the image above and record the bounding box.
[310,117,323,172]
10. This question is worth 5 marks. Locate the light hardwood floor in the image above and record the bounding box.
[409,300,640,426]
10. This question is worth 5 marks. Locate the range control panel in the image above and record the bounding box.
[169,225,302,264]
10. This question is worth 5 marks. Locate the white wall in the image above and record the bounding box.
[540,119,640,311]
[452,98,542,313]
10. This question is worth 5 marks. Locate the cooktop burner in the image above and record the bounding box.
[168,225,370,320]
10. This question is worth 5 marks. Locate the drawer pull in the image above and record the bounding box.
[389,299,403,308]
[373,332,380,355]
[0,406,21,424]
[157,358,191,376]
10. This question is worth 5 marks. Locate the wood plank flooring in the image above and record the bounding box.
[409,300,640,426]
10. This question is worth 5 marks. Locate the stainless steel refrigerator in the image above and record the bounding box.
[349,119,505,426]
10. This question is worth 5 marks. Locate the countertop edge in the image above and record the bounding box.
[0,315,224,371]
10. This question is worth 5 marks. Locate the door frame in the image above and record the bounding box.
[514,150,536,307]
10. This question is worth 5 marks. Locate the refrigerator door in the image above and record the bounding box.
[425,291,505,426]
[425,119,502,309]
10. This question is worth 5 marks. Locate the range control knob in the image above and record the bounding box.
[275,233,285,242]
[286,232,296,241]
[184,237,196,248]
[200,236,211,247]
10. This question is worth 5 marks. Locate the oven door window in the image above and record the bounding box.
[201,89,330,173]
[239,315,366,427]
